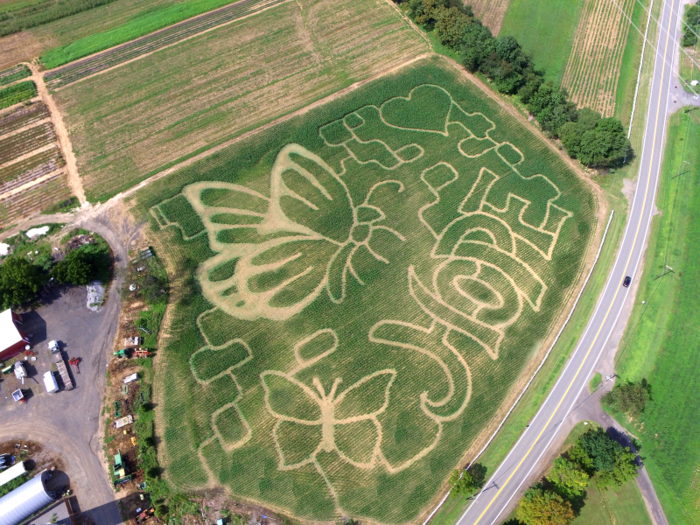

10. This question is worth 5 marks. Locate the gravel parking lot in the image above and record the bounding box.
[0,279,122,524]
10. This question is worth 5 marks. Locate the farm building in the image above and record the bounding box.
[0,309,29,360]
[0,470,58,525]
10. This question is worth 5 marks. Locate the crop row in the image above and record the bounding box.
[0,122,56,166]
[0,147,64,188]
[0,65,31,87]
[44,0,287,89]
[0,173,71,227]
[0,102,50,139]
[0,81,38,111]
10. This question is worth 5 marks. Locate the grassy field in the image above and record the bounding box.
[613,109,700,524]
[39,0,276,68]
[561,0,637,117]
[498,0,584,85]
[0,80,36,109]
[130,56,596,523]
[0,0,191,69]
[573,480,653,525]
[56,0,429,203]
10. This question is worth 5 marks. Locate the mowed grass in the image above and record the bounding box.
[614,109,700,524]
[131,57,596,523]
[56,0,429,203]
[498,0,584,85]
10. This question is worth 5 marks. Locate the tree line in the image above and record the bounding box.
[682,1,700,47]
[0,229,111,310]
[509,427,639,525]
[396,0,632,169]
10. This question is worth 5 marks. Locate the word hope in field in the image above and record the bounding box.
[152,84,575,515]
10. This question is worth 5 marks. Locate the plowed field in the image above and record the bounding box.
[56,0,429,203]
[561,0,636,117]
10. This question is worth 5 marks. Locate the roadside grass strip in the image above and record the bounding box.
[40,0,285,70]
[44,0,287,88]
[0,80,37,110]
[0,64,31,86]
[134,60,595,523]
[562,0,636,117]
[614,110,700,524]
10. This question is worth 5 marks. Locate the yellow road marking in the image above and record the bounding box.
[471,2,675,522]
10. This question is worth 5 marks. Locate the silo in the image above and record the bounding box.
[0,470,58,525]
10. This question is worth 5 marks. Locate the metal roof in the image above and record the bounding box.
[0,309,23,352]
[0,470,57,525]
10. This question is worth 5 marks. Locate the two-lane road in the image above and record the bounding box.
[457,1,681,523]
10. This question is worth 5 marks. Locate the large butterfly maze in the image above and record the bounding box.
[146,66,596,523]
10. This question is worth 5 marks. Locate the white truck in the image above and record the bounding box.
[43,371,59,394]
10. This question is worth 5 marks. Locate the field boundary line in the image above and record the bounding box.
[48,0,294,91]
[28,64,85,205]
[423,210,615,525]
[382,0,432,49]
[109,53,432,205]
[628,0,655,137]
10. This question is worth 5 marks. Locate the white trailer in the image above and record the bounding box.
[43,371,59,394]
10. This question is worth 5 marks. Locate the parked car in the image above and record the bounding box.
[623,275,632,287]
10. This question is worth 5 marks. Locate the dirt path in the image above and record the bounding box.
[28,63,86,206]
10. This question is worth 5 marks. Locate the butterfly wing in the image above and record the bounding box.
[333,369,396,421]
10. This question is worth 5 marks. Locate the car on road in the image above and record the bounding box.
[623,276,632,288]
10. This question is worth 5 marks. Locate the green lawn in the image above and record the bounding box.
[498,0,584,85]
[613,109,700,524]
[573,477,652,525]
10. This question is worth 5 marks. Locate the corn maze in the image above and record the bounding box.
[561,0,636,117]
[140,61,595,523]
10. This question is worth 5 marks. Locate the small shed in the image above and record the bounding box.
[0,470,58,525]
[0,309,29,361]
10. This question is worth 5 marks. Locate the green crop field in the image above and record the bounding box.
[0,80,36,109]
[56,0,429,203]
[498,0,584,85]
[130,57,596,523]
[614,110,700,524]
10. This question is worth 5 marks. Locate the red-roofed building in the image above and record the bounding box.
[0,309,29,361]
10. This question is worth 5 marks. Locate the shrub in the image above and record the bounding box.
[516,487,574,525]
[602,379,651,419]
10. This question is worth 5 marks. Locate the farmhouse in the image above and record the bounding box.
[0,309,29,360]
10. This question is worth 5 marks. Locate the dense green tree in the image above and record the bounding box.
[577,118,630,168]
[525,83,578,136]
[682,3,699,47]
[559,108,601,157]
[449,469,476,497]
[516,488,574,525]
[577,428,623,472]
[0,257,47,309]
[602,379,651,419]
[595,448,638,489]
[567,443,594,472]
[546,457,589,498]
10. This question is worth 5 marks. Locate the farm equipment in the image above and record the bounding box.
[114,401,122,418]
[113,450,127,477]
[114,415,134,429]
[11,389,24,403]
[13,362,26,383]
[114,349,128,359]
[1,364,13,375]
[123,373,139,384]
[135,507,155,523]
[68,357,80,374]
[53,355,74,390]
[133,349,152,358]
